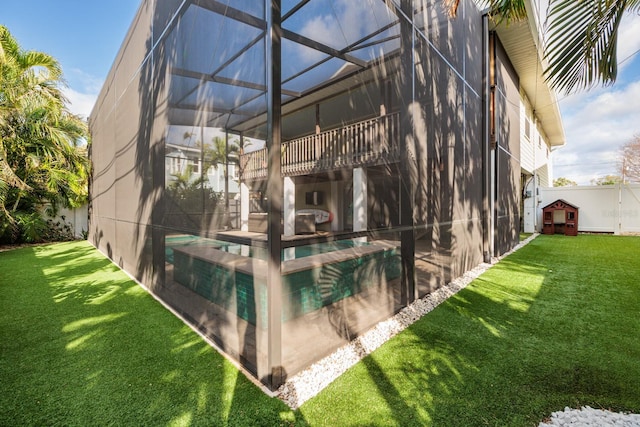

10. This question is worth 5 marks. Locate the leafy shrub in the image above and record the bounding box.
[0,212,76,244]
[15,212,48,243]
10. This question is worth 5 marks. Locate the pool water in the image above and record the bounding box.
[169,233,401,325]
[165,235,369,264]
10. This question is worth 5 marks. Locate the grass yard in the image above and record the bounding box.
[299,234,640,425]
[520,232,533,241]
[0,241,295,426]
[1,235,639,426]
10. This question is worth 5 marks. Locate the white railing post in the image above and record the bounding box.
[238,113,401,179]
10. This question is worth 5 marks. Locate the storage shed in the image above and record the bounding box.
[542,199,579,236]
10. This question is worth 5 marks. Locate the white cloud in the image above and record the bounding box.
[555,79,640,184]
[569,81,640,123]
[67,68,105,94]
[292,0,391,65]
[618,12,640,66]
[61,68,104,119]
[552,11,640,185]
[63,86,98,119]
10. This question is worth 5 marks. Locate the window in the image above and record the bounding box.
[189,159,200,174]
[553,210,565,224]
[525,118,531,140]
[172,156,183,174]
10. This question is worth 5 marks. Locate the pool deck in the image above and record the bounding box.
[213,229,374,248]
[172,239,399,277]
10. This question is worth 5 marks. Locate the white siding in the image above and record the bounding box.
[520,99,535,173]
[519,91,553,183]
[521,91,555,233]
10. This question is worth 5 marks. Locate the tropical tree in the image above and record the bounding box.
[543,0,640,93]
[446,0,640,93]
[204,136,240,173]
[0,25,89,242]
[166,164,219,215]
[591,174,622,185]
[204,136,242,228]
[619,134,640,183]
[553,177,578,187]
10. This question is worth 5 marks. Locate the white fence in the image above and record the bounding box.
[46,204,88,239]
[538,184,640,234]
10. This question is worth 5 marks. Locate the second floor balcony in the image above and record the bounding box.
[240,113,400,181]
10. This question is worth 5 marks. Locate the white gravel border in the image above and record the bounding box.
[539,406,640,426]
[276,234,538,409]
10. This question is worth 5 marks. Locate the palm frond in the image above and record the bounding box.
[444,0,526,22]
[544,0,627,93]
[0,144,31,191]
[19,51,62,81]
[487,0,527,23]
[0,173,11,220]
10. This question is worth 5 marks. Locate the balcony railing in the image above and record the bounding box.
[240,113,400,180]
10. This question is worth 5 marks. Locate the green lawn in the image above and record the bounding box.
[520,232,533,241]
[1,235,639,426]
[0,242,295,426]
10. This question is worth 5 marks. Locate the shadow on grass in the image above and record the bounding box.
[3,235,638,426]
[0,241,299,426]
[299,235,640,426]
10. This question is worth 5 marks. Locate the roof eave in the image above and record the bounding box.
[493,2,565,147]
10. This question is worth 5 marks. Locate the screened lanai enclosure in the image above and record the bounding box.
[90,0,525,389]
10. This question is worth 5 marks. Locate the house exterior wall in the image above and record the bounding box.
[520,92,554,232]
[493,36,521,255]
[520,95,552,178]
[88,0,541,389]
[383,0,485,297]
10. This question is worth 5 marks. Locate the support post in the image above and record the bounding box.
[284,176,295,236]
[330,181,342,232]
[353,167,368,234]
[224,130,230,229]
[399,0,415,305]
[240,182,249,231]
[482,15,493,262]
[266,0,284,390]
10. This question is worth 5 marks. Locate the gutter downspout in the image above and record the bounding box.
[482,13,493,263]
[618,182,623,235]
[533,120,538,232]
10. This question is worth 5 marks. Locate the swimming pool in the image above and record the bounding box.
[165,235,371,263]
[166,235,401,325]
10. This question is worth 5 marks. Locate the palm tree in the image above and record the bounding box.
[446,0,640,93]
[204,136,241,228]
[0,25,89,239]
[543,0,640,93]
[204,136,239,172]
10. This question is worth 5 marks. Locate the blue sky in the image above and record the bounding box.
[2,1,140,116]
[555,14,640,185]
[3,1,639,185]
